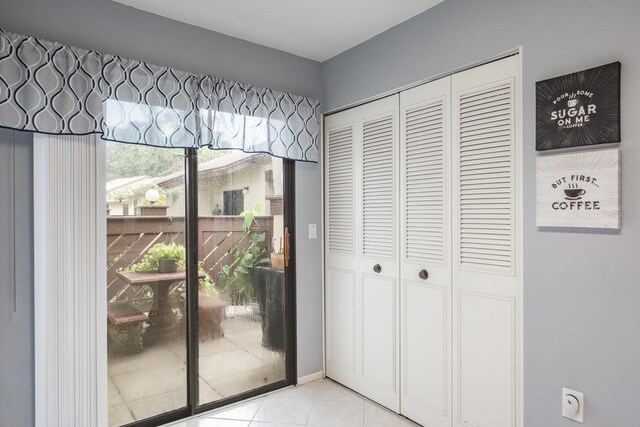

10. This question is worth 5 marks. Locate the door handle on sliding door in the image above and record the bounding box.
[284,227,290,268]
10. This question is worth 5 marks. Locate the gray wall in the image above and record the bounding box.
[322,0,640,425]
[0,0,321,99]
[294,160,324,377]
[0,130,34,426]
[0,0,325,386]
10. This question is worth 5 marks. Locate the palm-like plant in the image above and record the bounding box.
[217,205,270,305]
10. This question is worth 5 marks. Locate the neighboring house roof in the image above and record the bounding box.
[106,151,272,200]
[106,175,152,193]
[106,175,157,202]
[157,151,272,188]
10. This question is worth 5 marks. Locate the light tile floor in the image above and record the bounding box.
[164,378,420,427]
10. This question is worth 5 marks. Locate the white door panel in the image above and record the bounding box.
[404,281,447,414]
[357,96,400,412]
[360,273,397,408]
[325,267,358,388]
[452,55,522,427]
[324,111,358,389]
[457,291,516,427]
[324,95,400,412]
[400,76,452,427]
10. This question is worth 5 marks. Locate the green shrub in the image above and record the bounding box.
[129,242,185,273]
[126,242,217,298]
[217,205,270,305]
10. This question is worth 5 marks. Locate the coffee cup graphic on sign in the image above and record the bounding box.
[567,99,579,108]
[564,188,586,200]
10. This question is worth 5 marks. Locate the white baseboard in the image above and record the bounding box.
[297,371,325,385]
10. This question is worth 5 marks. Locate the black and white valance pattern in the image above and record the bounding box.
[0,28,320,162]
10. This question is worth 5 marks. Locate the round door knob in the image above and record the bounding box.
[373,264,382,273]
[419,269,429,280]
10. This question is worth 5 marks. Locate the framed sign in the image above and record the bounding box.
[536,62,621,151]
[536,149,620,229]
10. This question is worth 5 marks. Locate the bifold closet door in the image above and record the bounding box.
[325,55,521,427]
[399,76,452,427]
[358,96,400,411]
[325,106,359,391]
[325,95,400,412]
[452,55,522,427]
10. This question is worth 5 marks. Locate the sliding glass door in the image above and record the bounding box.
[196,152,288,407]
[106,144,295,426]
[106,143,188,426]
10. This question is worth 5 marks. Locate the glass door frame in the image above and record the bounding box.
[125,149,297,427]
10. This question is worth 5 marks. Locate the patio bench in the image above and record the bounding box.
[107,301,148,354]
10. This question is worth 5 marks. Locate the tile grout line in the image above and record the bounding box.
[249,394,266,424]
[304,379,326,426]
[183,379,414,427]
[304,398,316,426]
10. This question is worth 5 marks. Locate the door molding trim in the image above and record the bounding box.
[323,48,521,117]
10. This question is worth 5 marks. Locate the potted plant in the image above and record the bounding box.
[270,237,285,270]
[129,242,186,273]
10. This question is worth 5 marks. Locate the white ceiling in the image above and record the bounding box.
[111,0,445,61]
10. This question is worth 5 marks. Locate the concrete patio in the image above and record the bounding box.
[108,317,286,426]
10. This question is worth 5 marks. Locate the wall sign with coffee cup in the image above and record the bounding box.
[536,62,621,151]
[537,149,620,229]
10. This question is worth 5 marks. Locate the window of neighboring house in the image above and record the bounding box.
[122,203,129,216]
[223,189,244,215]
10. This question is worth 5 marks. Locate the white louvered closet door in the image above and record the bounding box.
[357,95,400,411]
[325,95,400,410]
[399,76,452,427]
[452,56,522,427]
[324,110,359,390]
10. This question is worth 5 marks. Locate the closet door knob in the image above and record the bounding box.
[373,264,382,274]
[419,269,429,280]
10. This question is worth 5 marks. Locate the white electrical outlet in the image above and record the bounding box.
[562,387,584,423]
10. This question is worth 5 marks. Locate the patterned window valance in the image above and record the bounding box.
[0,28,320,162]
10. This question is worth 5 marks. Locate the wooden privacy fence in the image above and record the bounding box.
[107,216,274,302]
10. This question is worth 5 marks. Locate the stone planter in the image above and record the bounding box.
[198,295,228,339]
